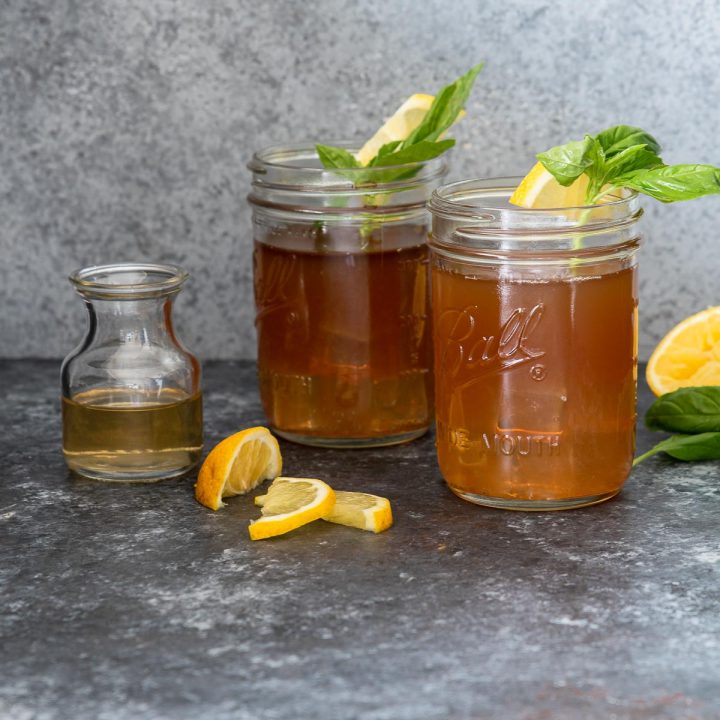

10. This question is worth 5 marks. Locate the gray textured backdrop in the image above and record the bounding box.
[1,0,719,360]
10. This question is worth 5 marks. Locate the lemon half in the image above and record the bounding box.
[647,307,720,396]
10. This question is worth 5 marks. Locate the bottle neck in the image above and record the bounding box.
[83,295,179,346]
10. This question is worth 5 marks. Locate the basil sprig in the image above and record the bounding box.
[538,125,720,204]
[634,432,720,465]
[634,386,720,465]
[316,64,483,185]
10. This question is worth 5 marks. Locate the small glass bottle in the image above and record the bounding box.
[248,143,448,448]
[61,263,203,482]
[429,178,641,510]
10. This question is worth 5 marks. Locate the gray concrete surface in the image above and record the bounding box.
[2,359,720,720]
[1,0,719,360]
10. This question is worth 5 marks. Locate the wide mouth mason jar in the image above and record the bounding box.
[248,143,448,448]
[429,178,642,510]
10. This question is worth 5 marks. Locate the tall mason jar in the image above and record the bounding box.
[429,178,641,510]
[248,143,448,447]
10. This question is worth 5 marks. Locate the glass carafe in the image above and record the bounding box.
[61,263,203,482]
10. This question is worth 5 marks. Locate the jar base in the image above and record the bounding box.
[273,427,428,449]
[66,462,198,483]
[448,486,620,511]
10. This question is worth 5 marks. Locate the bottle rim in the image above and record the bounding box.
[69,263,189,299]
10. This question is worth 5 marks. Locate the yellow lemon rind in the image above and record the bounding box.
[248,477,336,541]
[194,427,281,511]
[509,162,591,209]
[323,491,393,533]
[355,93,435,167]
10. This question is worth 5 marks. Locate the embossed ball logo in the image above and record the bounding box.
[440,303,546,379]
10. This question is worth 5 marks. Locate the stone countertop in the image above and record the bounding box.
[1,360,719,720]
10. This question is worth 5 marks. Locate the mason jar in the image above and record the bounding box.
[61,263,203,482]
[248,143,448,447]
[429,178,641,510]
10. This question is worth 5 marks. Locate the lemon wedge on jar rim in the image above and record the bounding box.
[355,93,435,166]
[509,162,591,208]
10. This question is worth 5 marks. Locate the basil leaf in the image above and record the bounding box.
[315,144,360,169]
[537,136,595,187]
[532,124,720,206]
[376,141,403,158]
[645,386,720,433]
[665,432,720,460]
[615,164,720,203]
[584,136,609,201]
[351,140,455,186]
[633,432,720,465]
[368,139,455,167]
[603,145,664,181]
[595,125,662,157]
[402,63,483,147]
[316,64,482,180]
[585,144,665,202]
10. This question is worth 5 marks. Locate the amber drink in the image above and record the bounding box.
[429,179,641,509]
[248,144,447,447]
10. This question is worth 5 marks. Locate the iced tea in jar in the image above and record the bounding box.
[248,144,448,447]
[429,178,641,509]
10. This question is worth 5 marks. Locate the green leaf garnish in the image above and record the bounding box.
[316,144,360,169]
[536,124,720,204]
[375,141,403,158]
[634,387,720,465]
[367,139,455,167]
[614,164,720,203]
[602,144,664,181]
[315,63,483,183]
[645,386,720,434]
[594,125,661,157]
[633,431,720,466]
[400,64,483,148]
[536,137,595,187]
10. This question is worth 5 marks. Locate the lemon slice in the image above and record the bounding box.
[249,477,336,541]
[194,427,282,511]
[256,488,393,533]
[646,306,720,396]
[324,491,393,533]
[355,93,434,166]
[509,162,591,208]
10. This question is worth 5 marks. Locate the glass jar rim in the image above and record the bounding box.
[429,176,641,230]
[247,141,448,190]
[69,263,189,299]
